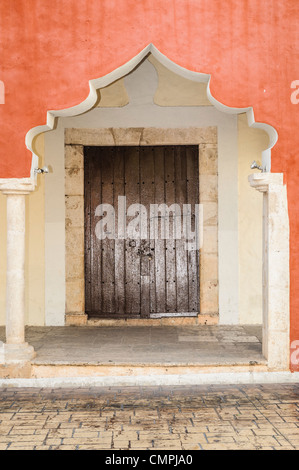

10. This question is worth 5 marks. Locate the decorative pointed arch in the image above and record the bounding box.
[26,43,277,180]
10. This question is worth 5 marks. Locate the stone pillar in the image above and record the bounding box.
[249,173,290,370]
[0,181,36,362]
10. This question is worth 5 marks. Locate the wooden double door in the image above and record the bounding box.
[84,145,199,318]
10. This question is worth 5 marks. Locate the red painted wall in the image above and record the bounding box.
[0,0,298,369]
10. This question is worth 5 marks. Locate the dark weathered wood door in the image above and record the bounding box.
[84,145,199,318]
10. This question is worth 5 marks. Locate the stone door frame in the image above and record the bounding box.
[64,126,219,326]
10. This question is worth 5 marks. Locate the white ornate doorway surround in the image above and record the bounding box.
[0,44,290,370]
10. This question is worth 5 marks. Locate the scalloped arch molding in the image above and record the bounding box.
[26,44,277,180]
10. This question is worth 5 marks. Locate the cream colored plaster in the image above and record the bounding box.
[97,79,129,107]
[25,134,45,326]
[238,114,269,324]
[148,54,212,107]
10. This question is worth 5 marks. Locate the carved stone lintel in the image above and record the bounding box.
[0,178,36,195]
[248,172,283,192]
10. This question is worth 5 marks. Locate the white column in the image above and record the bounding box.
[0,181,36,362]
[249,173,290,370]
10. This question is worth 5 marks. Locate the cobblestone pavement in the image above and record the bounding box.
[0,384,298,450]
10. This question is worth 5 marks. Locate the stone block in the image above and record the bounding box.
[0,361,32,379]
[66,227,84,256]
[112,128,143,145]
[65,128,115,146]
[65,145,84,169]
[266,330,290,370]
[202,226,218,254]
[65,254,84,281]
[267,287,290,331]
[199,145,218,175]
[65,168,84,196]
[202,202,218,226]
[160,317,198,326]
[65,196,84,229]
[65,313,88,326]
[200,253,218,282]
[199,175,218,202]
[197,314,219,325]
[65,279,85,314]
[141,127,217,145]
[200,280,219,314]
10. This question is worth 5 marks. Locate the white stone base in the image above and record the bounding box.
[0,371,298,388]
[4,343,36,363]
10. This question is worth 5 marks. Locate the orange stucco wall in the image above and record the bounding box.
[0,0,298,369]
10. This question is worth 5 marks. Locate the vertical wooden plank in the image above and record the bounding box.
[152,146,166,313]
[85,144,199,318]
[114,146,126,316]
[84,147,91,315]
[125,146,141,315]
[186,146,200,313]
[148,149,157,316]
[89,146,102,314]
[175,146,189,312]
[100,147,115,314]
[164,146,177,313]
[139,147,155,317]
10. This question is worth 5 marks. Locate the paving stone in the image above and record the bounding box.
[0,384,298,450]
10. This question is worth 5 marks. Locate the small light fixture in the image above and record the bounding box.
[34,166,49,174]
[250,161,263,172]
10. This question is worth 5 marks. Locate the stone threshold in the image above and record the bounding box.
[82,314,218,326]
[1,369,299,387]
[0,361,268,380]
[0,324,266,379]
[31,363,268,380]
